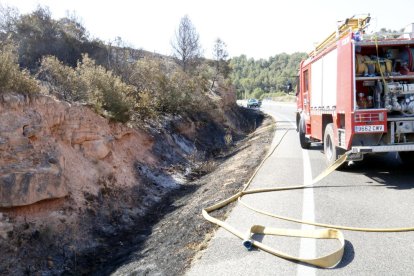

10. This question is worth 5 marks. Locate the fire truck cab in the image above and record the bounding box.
[296,16,414,165]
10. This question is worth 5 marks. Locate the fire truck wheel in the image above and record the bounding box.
[399,151,414,165]
[324,123,337,165]
[299,117,311,149]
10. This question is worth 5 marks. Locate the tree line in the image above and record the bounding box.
[228,27,408,100]
[229,52,307,99]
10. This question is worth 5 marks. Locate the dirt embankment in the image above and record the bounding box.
[0,91,267,275]
[108,115,275,276]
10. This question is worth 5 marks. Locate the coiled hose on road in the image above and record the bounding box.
[202,128,414,268]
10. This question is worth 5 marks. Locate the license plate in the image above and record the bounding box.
[346,152,364,161]
[355,125,384,132]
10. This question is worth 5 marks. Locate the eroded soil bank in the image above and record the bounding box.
[0,92,270,275]
[105,115,275,276]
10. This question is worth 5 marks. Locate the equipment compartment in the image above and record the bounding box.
[354,40,414,113]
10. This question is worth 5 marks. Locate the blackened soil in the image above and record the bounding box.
[96,114,275,276]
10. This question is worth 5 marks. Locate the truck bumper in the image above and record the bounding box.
[351,144,414,153]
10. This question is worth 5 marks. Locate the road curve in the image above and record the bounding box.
[187,100,414,276]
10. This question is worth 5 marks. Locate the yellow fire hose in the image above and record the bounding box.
[202,129,414,268]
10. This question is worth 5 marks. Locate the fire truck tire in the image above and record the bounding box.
[299,117,311,149]
[399,151,414,165]
[324,123,337,165]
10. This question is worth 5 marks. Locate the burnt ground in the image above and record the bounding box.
[97,114,276,276]
[0,108,274,276]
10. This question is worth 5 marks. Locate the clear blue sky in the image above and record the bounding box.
[1,0,413,59]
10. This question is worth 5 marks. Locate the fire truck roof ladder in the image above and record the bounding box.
[309,15,371,57]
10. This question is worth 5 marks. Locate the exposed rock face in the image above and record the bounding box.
[0,93,155,208]
[0,160,66,207]
[0,94,66,207]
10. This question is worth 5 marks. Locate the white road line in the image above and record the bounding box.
[297,149,316,276]
[268,111,316,275]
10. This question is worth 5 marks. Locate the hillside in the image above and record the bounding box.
[230,53,307,100]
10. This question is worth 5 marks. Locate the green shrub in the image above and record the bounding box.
[167,68,210,113]
[37,56,88,102]
[126,57,211,116]
[38,54,218,122]
[126,57,166,116]
[78,55,134,123]
[134,90,157,118]
[39,54,134,123]
[0,45,40,94]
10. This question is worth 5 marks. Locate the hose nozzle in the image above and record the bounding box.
[242,239,253,250]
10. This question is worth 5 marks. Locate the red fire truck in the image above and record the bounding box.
[296,16,414,165]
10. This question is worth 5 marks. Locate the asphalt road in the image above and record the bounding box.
[187,100,414,276]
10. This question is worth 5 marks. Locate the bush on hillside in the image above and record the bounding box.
[38,56,88,102]
[39,54,216,122]
[78,55,134,123]
[126,57,211,117]
[39,54,134,123]
[0,45,40,94]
